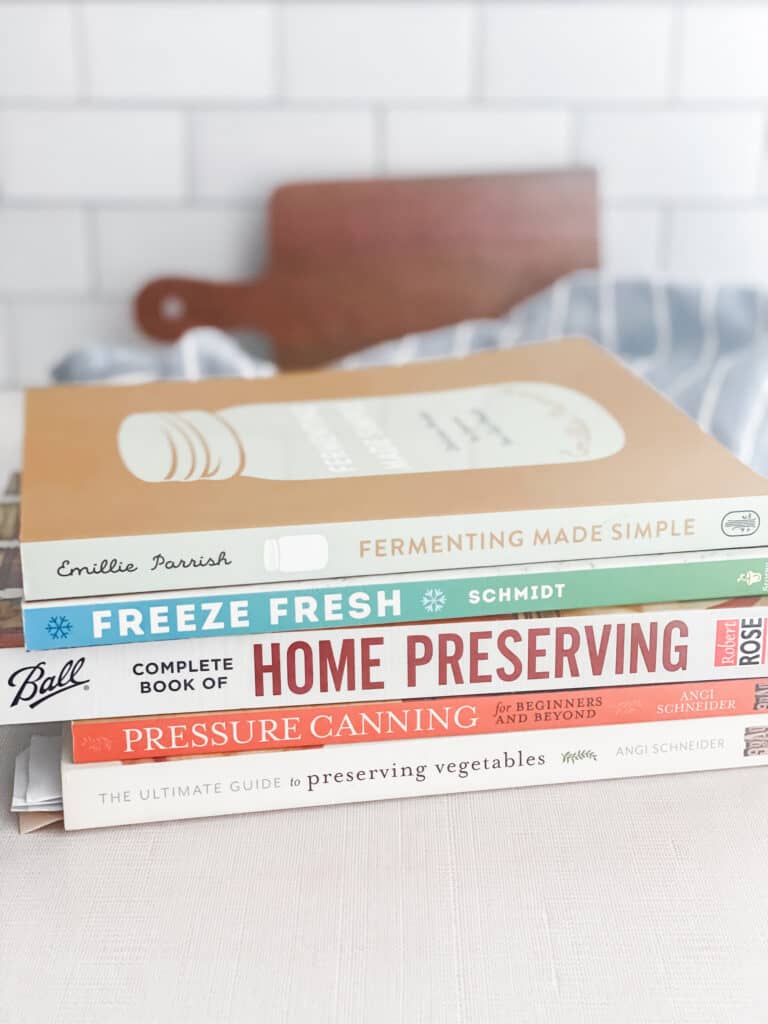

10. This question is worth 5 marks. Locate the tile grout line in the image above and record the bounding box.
[471,1,485,102]
[656,206,673,276]
[667,0,687,104]
[570,108,583,167]
[70,0,90,101]
[373,106,387,175]
[83,208,101,299]
[271,0,287,103]
[4,303,20,389]
[182,110,195,206]
[3,98,768,113]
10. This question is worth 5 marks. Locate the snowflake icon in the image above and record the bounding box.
[421,588,447,614]
[46,615,73,641]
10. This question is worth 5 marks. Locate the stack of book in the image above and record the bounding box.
[8,337,768,831]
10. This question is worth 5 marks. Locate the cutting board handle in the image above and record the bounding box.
[134,171,599,367]
[135,276,281,342]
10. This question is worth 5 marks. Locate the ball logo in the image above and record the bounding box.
[8,657,90,709]
[721,510,760,537]
[714,617,767,667]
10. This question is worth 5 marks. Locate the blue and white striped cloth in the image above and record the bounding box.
[54,270,768,476]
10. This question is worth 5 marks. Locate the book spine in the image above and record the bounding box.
[21,495,768,600]
[24,549,768,651]
[5,603,768,725]
[60,714,768,829]
[70,677,768,763]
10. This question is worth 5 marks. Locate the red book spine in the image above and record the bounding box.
[71,677,768,763]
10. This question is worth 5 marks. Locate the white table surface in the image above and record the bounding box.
[2,723,767,1024]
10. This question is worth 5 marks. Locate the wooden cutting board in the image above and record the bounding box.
[135,169,598,369]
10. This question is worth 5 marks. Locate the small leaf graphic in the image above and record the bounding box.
[561,749,597,764]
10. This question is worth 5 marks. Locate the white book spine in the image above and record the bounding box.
[20,495,768,599]
[60,715,768,830]
[4,603,768,725]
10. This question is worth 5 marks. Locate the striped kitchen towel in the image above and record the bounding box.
[54,270,768,475]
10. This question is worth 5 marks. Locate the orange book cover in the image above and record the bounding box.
[21,338,768,600]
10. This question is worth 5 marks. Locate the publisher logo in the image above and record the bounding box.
[714,618,767,668]
[737,570,763,587]
[744,726,768,757]
[722,510,760,537]
[7,657,90,710]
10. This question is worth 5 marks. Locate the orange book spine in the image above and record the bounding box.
[71,677,768,763]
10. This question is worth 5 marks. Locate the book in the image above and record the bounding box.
[21,338,768,600]
[70,677,768,763]
[23,546,768,651]
[4,595,768,726]
[59,714,768,829]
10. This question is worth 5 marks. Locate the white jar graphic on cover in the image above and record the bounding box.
[117,382,626,483]
[117,382,625,571]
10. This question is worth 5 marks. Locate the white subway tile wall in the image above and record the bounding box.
[10,301,145,387]
[96,209,267,295]
[0,305,10,386]
[0,5,78,100]
[0,211,89,295]
[578,112,765,200]
[191,110,376,198]
[483,5,673,100]
[282,3,475,100]
[1,110,186,200]
[84,5,275,100]
[667,210,768,280]
[680,6,768,100]
[385,109,571,173]
[600,210,662,276]
[0,0,766,385]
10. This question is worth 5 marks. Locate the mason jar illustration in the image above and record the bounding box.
[117,382,625,573]
[117,382,625,486]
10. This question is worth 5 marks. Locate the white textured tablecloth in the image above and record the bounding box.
[2,723,767,1024]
